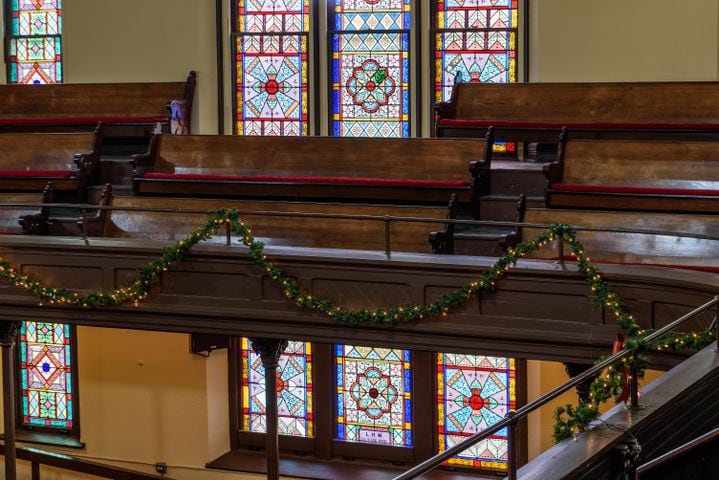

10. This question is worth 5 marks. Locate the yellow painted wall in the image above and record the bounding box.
[529,0,719,82]
[3,1,719,132]
[526,361,665,460]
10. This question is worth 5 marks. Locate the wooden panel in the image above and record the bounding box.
[160,271,251,300]
[450,82,719,124]
[523,208,719,267]
[311,278,412,309]
[153,135,485,181]
[105,196,447,253]
[562,139,719,187]
[22,265,103,289]
[0,82,185,118]
[0,193,43,234]
[0,133,94,170]
[1,236,717,365]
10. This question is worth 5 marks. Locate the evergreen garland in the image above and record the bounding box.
[0,208,714,441]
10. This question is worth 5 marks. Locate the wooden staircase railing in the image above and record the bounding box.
[635,426,719,479]
[0,443,174,480]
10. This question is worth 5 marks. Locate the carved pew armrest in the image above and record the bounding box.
[130,134,161,181]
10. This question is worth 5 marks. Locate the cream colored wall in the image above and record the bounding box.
[530,0,719,81]
[3,1,719,130]
[61,0,218,134]
[526,361,664,460]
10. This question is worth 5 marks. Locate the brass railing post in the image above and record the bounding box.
[226,222,231,246]
[557,231,564,265]
[384,216,391,256]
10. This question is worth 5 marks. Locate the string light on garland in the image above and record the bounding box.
[0,209,715,441]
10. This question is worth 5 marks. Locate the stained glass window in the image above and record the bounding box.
[6,0,63,84]
[437,353,515,471]
[336,344,411,447]
[331,0,411,137]
[234,0,310,135]
[434,0,518,152]
[241,338,314,437]
[18,321,74,429]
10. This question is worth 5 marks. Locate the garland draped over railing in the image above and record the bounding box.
[0,208,714,441]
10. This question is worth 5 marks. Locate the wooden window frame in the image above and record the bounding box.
[14,323,82,448]
[229,338,527,474]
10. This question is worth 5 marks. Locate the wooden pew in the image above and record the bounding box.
[506,206,719,271]
[92,196,453,254]
[0,130,102,202]
[435,81,719,141]
[544,134,719,213]
[131,134,490,207]
[0,71,196,135]
[0,182,54,235]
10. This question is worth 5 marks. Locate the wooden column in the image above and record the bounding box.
[249,338,288,480]
[564,362,597,404]
[0,321,21,480]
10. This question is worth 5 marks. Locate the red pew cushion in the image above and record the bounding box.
[438,119,719,131]
[0,170,74,178]
[0,116,167,126]
[551,183,719,197]
[143,173,469,188]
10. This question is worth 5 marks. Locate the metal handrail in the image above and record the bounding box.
[2,201,719,242]
[392,296,719,480]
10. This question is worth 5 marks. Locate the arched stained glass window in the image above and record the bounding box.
[433,0,517,100]
[233,0,310,135]
[241,338,314,437]
[336,344,411,447]
[5,0,63,84]
[330,0,411,138]
[433,0,518,152]
[437,353,516,471]
[18,321,77,433]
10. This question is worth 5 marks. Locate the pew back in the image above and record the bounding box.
[520,208,719,268]
[104,196,451,253]
[0,132,101,198]
[0,192,50,234]
[0,133,94,170]
[151,135,482,179]
[436,82,719,142]
[0,72,195,134]
[132,135,487,204]
[561,139,719,189]
[444,81,719,124]
[547,137,719,212]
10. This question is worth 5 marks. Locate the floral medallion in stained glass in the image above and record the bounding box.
[331,33,409,137]
[331,0,411,138]
[336,344,411,447]
[235,0,310,135]
[437,353,515,471]
[18,321,73,429]
[241,338,313,437]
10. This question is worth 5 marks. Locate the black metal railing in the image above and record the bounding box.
[392,296,719,480]
[0,443,172,480]
[3,201,719,256]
